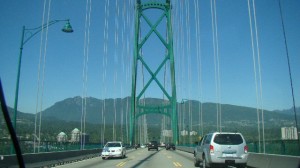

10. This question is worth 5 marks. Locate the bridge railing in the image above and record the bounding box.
[178,139,300,156]
[0,139,103,155]
[0,139,299,156]
[247,140,299,156]
[176,146,300,168]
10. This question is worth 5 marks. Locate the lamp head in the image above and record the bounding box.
[62,20,73,33]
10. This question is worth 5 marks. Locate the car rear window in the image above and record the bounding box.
[213,134,243,145]
[150,141,157,144]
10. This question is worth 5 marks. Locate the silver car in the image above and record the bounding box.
[194,132,248,168]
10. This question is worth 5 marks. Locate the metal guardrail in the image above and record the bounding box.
[176,146,300,168]
[1,146,299,168]
[0,146,135,167]
[1,139,299,155]
[247,153,300,168]
[0,148,101,168]
[178,139,300,156]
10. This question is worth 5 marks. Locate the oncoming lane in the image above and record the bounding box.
[56,148,194,168]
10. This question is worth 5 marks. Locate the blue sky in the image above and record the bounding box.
[0,0,299,114]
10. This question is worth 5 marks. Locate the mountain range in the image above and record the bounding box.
[3,96,299,142]
[6,96,296,127]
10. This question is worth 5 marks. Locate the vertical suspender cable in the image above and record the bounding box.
[214,0,222,132]
[185,0,192,144]
[252,0,265,153]
[34,0,47,153]
[248,0,265,153]
[81,0,92,150]
[113,0,121,141]
[38,0,52,153]
[278,0,299,150]
[194,0,203,136]
[247,0,261,153]
[210,0,221,132]
[102,0,110,145]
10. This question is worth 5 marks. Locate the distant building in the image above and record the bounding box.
[162,130,173,137]
[281,127,298,140]
[70,128,81,142]
[190,131,197,136]
[181,130,188,136]
[57,132,67,142]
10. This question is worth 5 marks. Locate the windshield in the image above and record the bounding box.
[213,134,243,145]
[150,141,157,144]
[106,143,121,147]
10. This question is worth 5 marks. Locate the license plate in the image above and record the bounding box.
[225,160,235,165]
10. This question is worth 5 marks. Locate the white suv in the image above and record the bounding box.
[101,141,126,159]
[194,132,248,168]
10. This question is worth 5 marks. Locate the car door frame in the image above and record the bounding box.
[195,135,206,161]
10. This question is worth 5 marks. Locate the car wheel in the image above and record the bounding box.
[194,154,200,167]
[202,155,210,168]
[148,148,150,151]
[102,157,106,160]
[236,164,246,168]
[202,157,206,168]
[157,148,158,151]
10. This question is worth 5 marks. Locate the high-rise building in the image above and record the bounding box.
[281,127,298,140]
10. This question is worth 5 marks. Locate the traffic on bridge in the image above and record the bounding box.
[57,148,194,168]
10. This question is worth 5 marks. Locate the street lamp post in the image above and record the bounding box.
[12,19,73,153]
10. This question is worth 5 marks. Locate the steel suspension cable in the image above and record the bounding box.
[34,0,47,153]
[184,0,193,144]
[102,0,110,145]
[248,0,265,153]
[210,0,221,132]
[38,0,52,153]
[214,0,222,133]
[247,0,261,152]
[81,0,92,150]
[194,0,203,136]
[252,0,265,153]
[278,0,300,150]
[210,0,218,131]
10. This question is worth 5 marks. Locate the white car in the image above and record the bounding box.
[101,141,126,159]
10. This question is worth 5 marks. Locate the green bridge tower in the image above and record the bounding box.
[130,0,178,145]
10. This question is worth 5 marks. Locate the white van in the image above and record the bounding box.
[194,132,248,168]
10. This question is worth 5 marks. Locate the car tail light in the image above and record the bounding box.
[244,146,248,153]
[209,145,214,153]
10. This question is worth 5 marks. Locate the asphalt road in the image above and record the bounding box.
[56,147,195,168]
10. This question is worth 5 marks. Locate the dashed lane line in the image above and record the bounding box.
[116,161,127,167]
[173,162,182,167]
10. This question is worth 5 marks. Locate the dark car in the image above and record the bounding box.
[148,141,158,151]
[166,143,175,150]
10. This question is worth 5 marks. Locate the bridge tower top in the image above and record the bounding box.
[130,0,178,145]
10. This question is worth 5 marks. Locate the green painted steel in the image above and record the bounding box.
[130,0,178,145]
